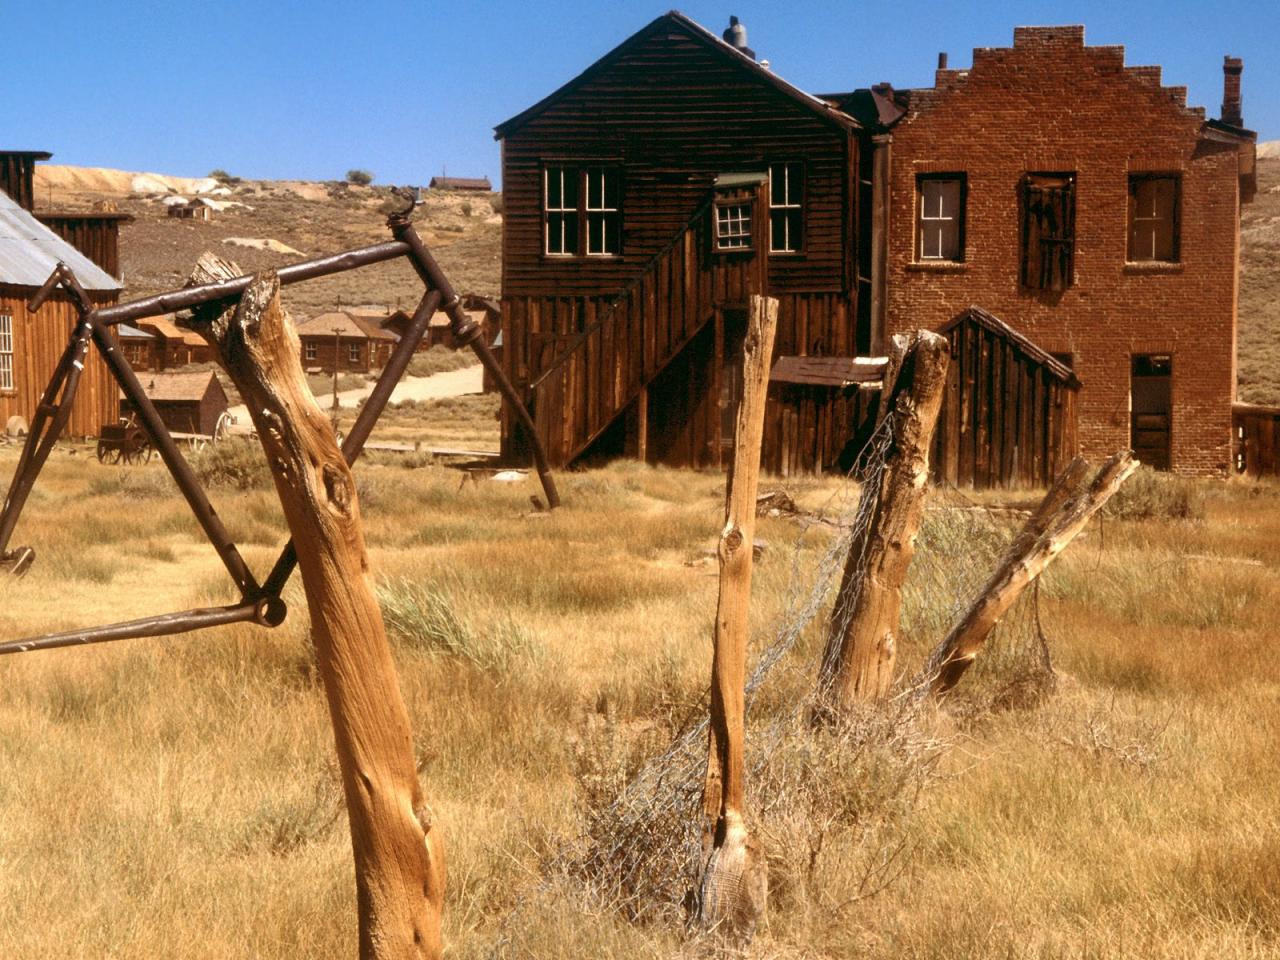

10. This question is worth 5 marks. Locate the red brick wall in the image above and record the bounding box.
[884,26,1244,476]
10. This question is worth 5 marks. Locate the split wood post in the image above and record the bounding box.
[818,330,950,710]
[923,450,1137,697]
[188,258,444,960]
[698,294,778,937]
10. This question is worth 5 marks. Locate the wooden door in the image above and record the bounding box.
[1131,355,1172,470]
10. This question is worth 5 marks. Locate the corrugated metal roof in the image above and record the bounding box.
[0,189,121,291]
[117,323,154,339]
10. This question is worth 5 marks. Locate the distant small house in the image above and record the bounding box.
[116,324,157,371]
[296,311,398,373]
[168,197,215,221]
[121,371,228,436]
[137,315,212,368]
[428,176,492,192]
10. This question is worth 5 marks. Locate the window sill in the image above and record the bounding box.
[539,254,623,262]
[906,261,968,273]
[1123,261,1184,275]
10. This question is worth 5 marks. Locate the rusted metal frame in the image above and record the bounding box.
[260,288,442,597]
[389,212,561,509]
[0,598,285,656]
[0,315,93,559]
[91,241,412,328]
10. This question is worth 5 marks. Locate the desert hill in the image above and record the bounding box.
[1238,148,1280,405]
[33,166,502,321]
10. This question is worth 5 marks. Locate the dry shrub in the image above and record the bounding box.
[190,438,272,490]
[1103,466,1205,521]
[406,346,475,379]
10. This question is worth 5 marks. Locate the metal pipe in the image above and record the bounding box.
[261,288,442,597]
[92,241,412,327]
[388,214,560,508]
[0,598,285,656]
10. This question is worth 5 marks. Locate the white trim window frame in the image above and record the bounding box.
[715,202,753,251]
[348,342,361,365]
[769,161,803,254]
[0,315,13,391]
[584,167,621,256]
[544,165,579,256]
[918,176,964,262]
[305,341,318,362]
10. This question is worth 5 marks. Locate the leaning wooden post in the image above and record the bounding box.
[817,330,949,710]
[698,294,778,937]
[191,263,444,959]
[923,450,1137,697]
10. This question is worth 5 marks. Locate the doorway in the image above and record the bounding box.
[1131,354,1172,470]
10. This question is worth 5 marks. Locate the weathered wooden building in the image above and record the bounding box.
[122,371,228,436]
[35,210,133,281]
[137,316,212,369]
[116,324,157,371]
[428,176,493,192]
[495,12,1256,484]
[495,11,866,470]
[297,311,398,373]
[0,188,121,436]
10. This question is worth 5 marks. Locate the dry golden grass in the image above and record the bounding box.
[0,442,1277,958]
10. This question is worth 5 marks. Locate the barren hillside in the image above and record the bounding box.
[33,168,502,321]
[1239,151,1280,405]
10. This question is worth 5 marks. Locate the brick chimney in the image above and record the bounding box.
[1221,55,1243,127]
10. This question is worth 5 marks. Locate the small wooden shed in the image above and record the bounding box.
[122,371,228,436]
[427,176,492,192]
[1233,401,1280,477]
[116,324,157,371]
[932,307,1080,489]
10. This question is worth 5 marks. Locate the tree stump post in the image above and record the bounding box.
[191,264,444,959]
[923,451,1137,697]
[818,330,949,710]
[698,294,778,938]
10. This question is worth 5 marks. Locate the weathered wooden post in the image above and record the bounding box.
[698,294,777,937]
[923,451,1137,697]
[817,330,949,710]
[190,263,444,959]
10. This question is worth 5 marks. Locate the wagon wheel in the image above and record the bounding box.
[123,430,150,465]
[137,439,154,464]
[104,445,123,466]
[96,440,109,464]
[212,411,233,443]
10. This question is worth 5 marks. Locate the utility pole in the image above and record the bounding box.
[331,326,342,433]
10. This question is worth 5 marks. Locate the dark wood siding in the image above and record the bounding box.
[37,215,129,280]
[501,30,856,301]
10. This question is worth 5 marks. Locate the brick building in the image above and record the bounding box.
[498,13,1255,479]
[848,27,1255,475]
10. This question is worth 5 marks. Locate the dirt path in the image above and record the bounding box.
[227,363,483,426]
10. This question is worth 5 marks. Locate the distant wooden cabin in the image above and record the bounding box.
[495,12,864,471]
[428,176,492,192]
[932,307,1080,489]
[137,316,212,368]
[168,197,214,221]
[116,324,157,371]
[296,311,398,373]
[0,187,121,436]
[122,371,228,436]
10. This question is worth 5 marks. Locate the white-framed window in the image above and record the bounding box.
[305,341,317,362]
[0,315,13,391]
[917,175,965,261]
[348,343,361,364]
[584,167,621,256]
[769,161,803,253]
[544,166,580,256]
[715,203,753,251]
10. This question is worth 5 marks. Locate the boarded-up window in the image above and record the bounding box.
[715,202,753,251]
[584,167,622,256]
[0,315,12,391]
[1021,173,1076,290]
[769,162,803,253]
[544,166,580,256]
[917,175,965,261]
[1128,174,1180,262]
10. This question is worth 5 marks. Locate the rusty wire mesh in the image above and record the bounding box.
[493,417,1058,948]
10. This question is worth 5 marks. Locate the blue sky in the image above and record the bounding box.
[3,1,1275,185]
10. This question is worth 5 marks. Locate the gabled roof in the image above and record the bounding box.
[136,371,225,403]
[297,311,399,341]
[938,306,1082,389]
[494,11,859,140]
[0,189,121,291]
[139,315,207,347]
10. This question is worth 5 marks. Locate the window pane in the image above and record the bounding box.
[716,203,752,250]
[603,168,621,209]
[586,169,602,209]
[563,169,579,208]
[0,315,12,391]
[918,177,963,261]
[546,168,561,209]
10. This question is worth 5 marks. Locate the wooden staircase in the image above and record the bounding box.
[528,187,768,467]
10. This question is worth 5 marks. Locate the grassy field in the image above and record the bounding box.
[0,432,1277,958]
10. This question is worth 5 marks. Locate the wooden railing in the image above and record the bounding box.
[529,189,767,466]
